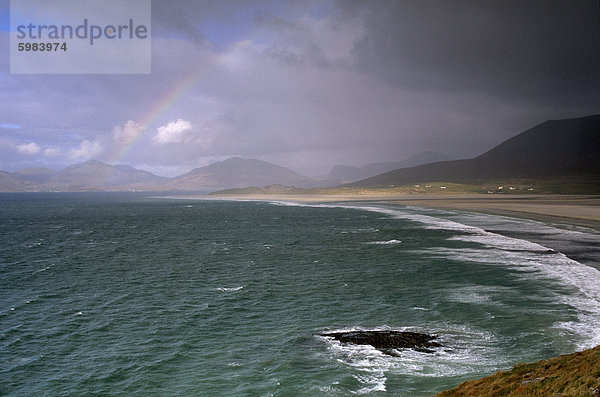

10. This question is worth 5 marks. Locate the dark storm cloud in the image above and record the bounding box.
[347,0,600,105]
[1,0,598,176]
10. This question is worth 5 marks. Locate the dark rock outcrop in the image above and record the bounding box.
[319,330,441,355]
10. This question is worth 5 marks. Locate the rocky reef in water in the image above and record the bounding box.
[319,330,442,355]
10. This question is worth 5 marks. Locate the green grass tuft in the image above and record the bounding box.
[435,345,600,396]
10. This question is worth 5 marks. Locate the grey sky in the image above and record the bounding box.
[1,0,598,176]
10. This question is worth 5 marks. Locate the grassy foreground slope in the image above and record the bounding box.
[435,345,600,397]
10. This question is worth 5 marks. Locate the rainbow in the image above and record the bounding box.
[110,67,205,164]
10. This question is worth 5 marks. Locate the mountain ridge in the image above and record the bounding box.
[1,115,598,193]
[347,114,600,188]
[0,157,331,192]
[166,157,323,190]
[329,151,453,183]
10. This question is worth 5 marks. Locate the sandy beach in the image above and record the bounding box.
[389,194,600,230]
[207,193,600,230]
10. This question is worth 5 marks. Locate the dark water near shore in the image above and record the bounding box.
[1,193,599,396]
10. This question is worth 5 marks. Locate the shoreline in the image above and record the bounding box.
[204,193,600,231]
[204,192,600,394]
[388,194,600,231]
[171,192,600,394]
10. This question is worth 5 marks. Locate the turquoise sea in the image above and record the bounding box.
[1,193,600,396]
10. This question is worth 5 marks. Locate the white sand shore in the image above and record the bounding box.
[205,193,600,229]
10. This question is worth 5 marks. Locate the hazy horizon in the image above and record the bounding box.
[1,0,599,177]
[6,151,460,178]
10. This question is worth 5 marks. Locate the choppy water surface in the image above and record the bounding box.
[1,193,599,396]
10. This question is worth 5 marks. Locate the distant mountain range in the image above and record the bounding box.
[1,115,598,192]
[328,151,453,183]
[0,157,332,192]
[2,160,168,192]
[347,114,600,188]
[164,157,320,190]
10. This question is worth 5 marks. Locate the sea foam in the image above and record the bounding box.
[366,239,402,245]
[214,286,244,292]
[280,200,600,349]
[317,323,503,392]
[353,205,600,349]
